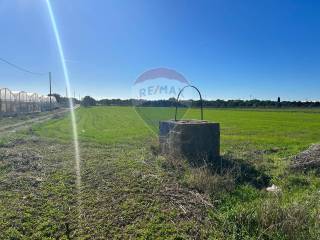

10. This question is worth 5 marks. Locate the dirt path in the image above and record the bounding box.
[0,105,79,134]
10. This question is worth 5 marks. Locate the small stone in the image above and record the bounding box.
[35,177,43,182]
[266,184,281,193]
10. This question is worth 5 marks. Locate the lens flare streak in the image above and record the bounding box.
[45,0,82,205]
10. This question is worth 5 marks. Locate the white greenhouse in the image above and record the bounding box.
[0,87,57,115]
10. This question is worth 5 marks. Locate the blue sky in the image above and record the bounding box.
[0,0,319,100]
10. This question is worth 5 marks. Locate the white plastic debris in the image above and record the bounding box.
[266,184,281,193]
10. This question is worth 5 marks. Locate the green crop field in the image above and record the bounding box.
[35,106,320,155]
[1,106,320,239]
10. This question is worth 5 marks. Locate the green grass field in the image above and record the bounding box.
[35,106,320,155]
[1,106,320,239]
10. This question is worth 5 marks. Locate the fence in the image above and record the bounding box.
[0,87,57,116]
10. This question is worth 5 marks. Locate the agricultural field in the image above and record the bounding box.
[1,106,320,239]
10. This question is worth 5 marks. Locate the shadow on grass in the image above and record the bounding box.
[206,155,271,189]
[152,141,270,191]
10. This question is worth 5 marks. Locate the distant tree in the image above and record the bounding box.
[81,96,96,107]
[51,93,62,103]
[96,97,320,109]
[277,97,281,108]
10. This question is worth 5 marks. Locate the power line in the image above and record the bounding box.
[0,57,47,76]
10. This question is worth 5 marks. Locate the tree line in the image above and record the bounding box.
[51,93,80,107]
[53,94,320,108]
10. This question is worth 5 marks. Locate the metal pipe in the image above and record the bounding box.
[175,85,203,121]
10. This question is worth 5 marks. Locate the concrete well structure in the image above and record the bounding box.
[159,120,220,165]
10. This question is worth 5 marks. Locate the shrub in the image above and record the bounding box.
[81,96,96,107]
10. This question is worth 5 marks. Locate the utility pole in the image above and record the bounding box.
[49,72,52,110]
